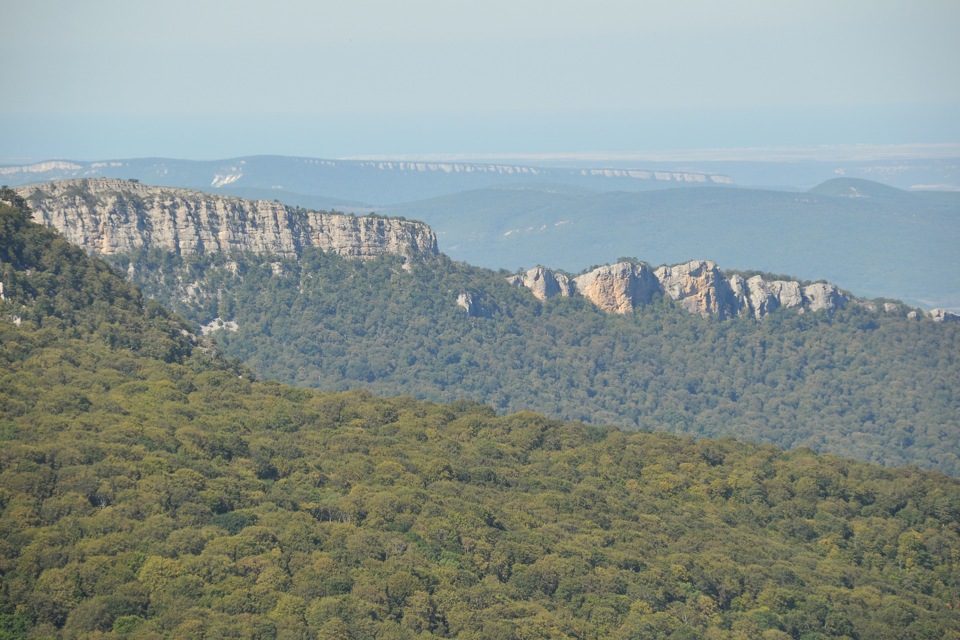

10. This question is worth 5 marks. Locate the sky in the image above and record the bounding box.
[2,0,959,161]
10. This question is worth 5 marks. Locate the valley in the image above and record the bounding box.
[1,190,958,638]
[12,179,960,478]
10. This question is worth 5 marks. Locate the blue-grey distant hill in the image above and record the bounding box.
[384,178,960,311]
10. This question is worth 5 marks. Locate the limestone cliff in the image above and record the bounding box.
[506,267,576,301]
[735,276,803,318]
[654,260,741,319]
[15,178,438,263]
[508,258,860,320]
[572,262,660,314]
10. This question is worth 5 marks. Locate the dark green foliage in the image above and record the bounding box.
[117,248,960,476]
[0,195,196,364]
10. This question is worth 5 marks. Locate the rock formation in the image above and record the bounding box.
[736,276,804,318]
[802,282,847,313]
[456,292,475,314]
[508,258,862,320]
[8,178,946,323]
[654,260,740,319]
[506,267,576,301]
[572,262,661,314]
[15,179,438,263]
[931,309,960,323]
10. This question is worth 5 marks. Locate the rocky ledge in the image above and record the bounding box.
[509,259,888,320]
[15,179,438,263]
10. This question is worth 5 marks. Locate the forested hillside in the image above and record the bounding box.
[1,196,959,638]
[0,189,199,366]
[115,248,960,477]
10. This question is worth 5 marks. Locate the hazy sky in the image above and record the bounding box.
[2,0,958,160]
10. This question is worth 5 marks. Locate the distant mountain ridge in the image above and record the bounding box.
[4,156,958,310]
[808,177,914,199]
[13,178,957,324]
[384,179,960,311]
[0,155,732,205]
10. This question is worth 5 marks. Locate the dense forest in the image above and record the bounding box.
[2,193,960,639]
[113,247,960,477]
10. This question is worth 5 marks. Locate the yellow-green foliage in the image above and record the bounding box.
[1,327,959,638]
[2,192,959,639]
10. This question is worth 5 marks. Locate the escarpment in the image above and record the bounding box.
[16,178,438,263]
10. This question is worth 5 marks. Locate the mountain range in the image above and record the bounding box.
[17,177,957,326]
[9,178,960,479]
[0,155,731,205]
[4,155,958,311]
[383,179,960,311]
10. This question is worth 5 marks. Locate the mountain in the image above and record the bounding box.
[807,177,918,200]
[11,180,960,478]
[1,194,959,638]
[15,178,955,322]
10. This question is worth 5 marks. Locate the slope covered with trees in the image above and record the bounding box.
[115,247,960,477]
[3,188,960,639]
[0,189,198,366]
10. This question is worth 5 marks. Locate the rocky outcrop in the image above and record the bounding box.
[506,267,575,301]
[456,292,476,314]
[573,262,661,314]
[803,283,847,313]
[736,276,804,318]
[200,317,239,335]
[654,260,741,319]
[509,257,858,320]
[931,309,960,323]
[15,179,438,263]
[456,292,493,318]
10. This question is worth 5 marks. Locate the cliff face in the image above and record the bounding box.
[654,260,740,319]
[572,262,660,314]
[16,179,438,263]
[506,267,576,301]
[510,260,856,320]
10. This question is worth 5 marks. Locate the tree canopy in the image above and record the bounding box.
[117,247,960,476]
